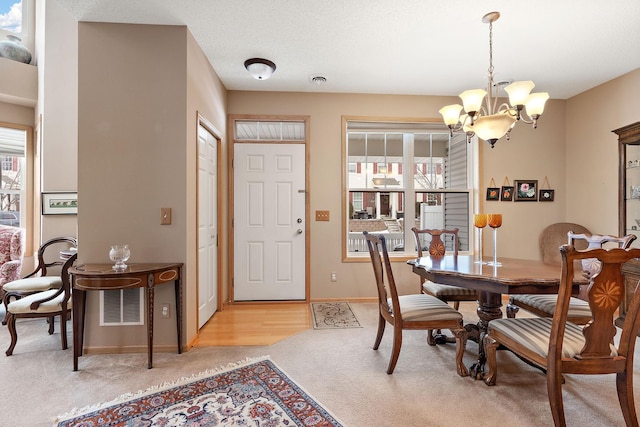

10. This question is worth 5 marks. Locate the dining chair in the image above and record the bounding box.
[507,232,636,324]
[1,236,77,325]
[363,231,468,376]
[484,244,640,427]
[411,227,479,310]
[5,252,77,356]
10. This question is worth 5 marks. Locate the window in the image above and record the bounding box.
[0,125,27,229]
[0,1,23,34]
[343,118,475,258]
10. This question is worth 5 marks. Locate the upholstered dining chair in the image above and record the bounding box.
[507,231,636,324]
[411,227,479,310]
[363,231,468,376]
[484,244,640,427]
[2,236,77,325]
[5,252,77,356]
[0,224,25,301]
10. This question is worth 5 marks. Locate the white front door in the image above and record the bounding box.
[198,123,218,327]
[233,143,306,301]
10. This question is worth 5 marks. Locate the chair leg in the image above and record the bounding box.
[5,312,17,356]
[617,371,639,427]
[506,302,519,318]
[60,312,68,350]
[387,324,402,374]
[427,329,436,345]
[483,334,499,386]
[452,301,460,311]
[48,316,55,335]
[452,326,468,377]
[546,365,567,427]
[373,314,386,350]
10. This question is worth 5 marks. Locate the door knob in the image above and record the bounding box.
[297,229,303,234]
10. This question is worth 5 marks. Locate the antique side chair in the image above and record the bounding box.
[484,244,640,426]
[411,227,479,310]
[363,231,468,376]
[5,252,77,356]
[2,236,77,325]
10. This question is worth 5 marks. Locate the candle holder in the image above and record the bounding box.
[487,214,502,267]
[473,213,487,264]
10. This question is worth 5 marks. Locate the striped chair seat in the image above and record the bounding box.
[7,289,71,315]
[488,317,594,358]
[389,294,463,322]
[510,294,591,319]
[422,280,478,298]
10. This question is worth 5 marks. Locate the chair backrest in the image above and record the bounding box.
[25,236,77,278]
[411,227,459,258]
[553,244,640,368]
[0,224,25,264]
[539,222,590,265]
[29,252,77,312]
[364,231,400,319]
[568,231,636,278]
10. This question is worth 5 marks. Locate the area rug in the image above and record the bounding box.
[311,302,362,329]
[54,356,344,427]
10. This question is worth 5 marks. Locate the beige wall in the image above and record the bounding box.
[565,68,640,236]
[226,92,569,298]
[77,22,227,350]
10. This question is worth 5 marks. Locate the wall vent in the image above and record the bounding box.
[100,289,143,326]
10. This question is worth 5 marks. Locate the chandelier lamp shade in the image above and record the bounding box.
[244,58,276,80]
[439,12,549,148]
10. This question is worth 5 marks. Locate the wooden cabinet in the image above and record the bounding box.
[615,122,640,330]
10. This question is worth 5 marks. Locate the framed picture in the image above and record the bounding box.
[514,180,538,202]
[486,187,500,201]
[501,186,514,201]
[539,189,555,201]
[42,192,78,215]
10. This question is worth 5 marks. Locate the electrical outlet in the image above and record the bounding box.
[330,272,337,282]
[160,303,170,318]
[315,210,330,221]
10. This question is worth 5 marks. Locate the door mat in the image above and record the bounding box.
[311,301,362,329]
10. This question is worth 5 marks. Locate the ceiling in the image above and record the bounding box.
[55,0,640,100]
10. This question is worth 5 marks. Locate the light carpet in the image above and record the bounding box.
[54,356,344,427]
[311,302,362,329]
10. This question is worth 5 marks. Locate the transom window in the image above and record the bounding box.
[343,118,475,259]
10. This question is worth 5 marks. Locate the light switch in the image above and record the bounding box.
[161,208,172,225]
[315,210,330,221]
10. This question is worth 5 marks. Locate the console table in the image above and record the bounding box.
[69,262,183,371]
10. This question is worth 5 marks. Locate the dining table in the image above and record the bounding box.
[409,255,587,379]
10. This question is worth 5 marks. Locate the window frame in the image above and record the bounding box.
[342,116,478,262]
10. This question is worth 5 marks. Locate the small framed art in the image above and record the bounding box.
[501,186,514,201]
[514,180,538,202]
[539,189,555,201]
[486,187,500,201]
[42,192,78,215]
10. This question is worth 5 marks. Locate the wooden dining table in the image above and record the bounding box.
[409,255,586,379]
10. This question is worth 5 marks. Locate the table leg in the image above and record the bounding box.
[73,288,86,371]
[469,291,503,380]
[147,273,154,369]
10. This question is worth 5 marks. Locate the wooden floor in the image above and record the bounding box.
[196,303,311,346]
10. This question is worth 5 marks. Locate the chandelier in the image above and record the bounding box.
[439,12,549,148]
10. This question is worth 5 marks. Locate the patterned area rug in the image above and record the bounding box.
[55,356,344,427]
[311,302,362,329]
